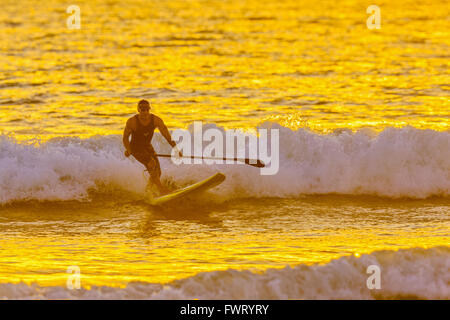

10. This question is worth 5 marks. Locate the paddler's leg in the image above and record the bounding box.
[146,156,169,195]
[131,148,169,195]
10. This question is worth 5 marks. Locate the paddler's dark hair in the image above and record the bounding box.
[138,99,152,112]
[138,99,150,109]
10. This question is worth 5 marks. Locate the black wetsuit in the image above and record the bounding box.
[130,114,161,177]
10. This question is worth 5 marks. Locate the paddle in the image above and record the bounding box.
[156,154,265,168]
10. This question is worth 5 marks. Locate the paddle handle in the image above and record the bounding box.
[156,154,265,168]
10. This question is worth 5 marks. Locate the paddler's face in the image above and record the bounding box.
[138,104,150,120]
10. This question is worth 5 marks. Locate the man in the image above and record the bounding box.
[123,99,177,195]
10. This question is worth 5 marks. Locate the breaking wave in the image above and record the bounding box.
[1,246,448,299]
[0,124,449,204]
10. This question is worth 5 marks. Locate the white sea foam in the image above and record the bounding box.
[1,246,448,300]
[0,125,449,204]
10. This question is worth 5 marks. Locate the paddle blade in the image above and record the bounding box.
[244,159,265,168]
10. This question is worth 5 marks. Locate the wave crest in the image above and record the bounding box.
[1,247,448,299]
[0,125,449,204]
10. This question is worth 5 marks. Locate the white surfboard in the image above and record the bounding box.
[147,172,225,206]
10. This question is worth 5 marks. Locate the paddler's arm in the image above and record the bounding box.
[155,116,183,157]
[155,116,176,148]
[122,118,133,157]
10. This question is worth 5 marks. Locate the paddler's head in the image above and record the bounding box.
[137,99,151,121]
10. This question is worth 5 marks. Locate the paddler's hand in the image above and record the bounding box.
[124,149,131,157]
[169,141,183,157]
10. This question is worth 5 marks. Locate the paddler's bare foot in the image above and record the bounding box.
[151,176,170,196]
[158,185,170,196]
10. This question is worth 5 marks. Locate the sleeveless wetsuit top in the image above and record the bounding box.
[130,114,155,152]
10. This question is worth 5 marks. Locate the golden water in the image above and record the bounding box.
[0,0,449,290]
[0,0,448,141]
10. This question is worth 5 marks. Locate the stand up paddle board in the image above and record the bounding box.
[147,172,225,206]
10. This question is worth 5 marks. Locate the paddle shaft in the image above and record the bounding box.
[156,154,265,168]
